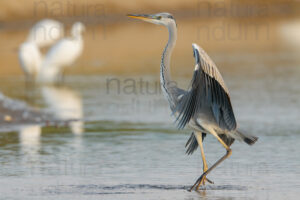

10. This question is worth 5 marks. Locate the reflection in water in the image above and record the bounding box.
[41,86,84,134]
[18,125,41,156]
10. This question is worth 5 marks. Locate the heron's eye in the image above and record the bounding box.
[156,16,162,20]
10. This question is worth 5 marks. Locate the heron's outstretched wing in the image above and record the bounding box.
[174,43,236,131]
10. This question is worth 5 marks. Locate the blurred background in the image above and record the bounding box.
[0,0,299,199]
[1,0,300,75]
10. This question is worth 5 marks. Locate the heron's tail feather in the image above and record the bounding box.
[185,132,206,155]
[234,130,258,145]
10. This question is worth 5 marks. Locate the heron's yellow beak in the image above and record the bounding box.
[127,14,153,22]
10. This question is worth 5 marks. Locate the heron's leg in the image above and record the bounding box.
[195,132,213,185]
[190,131,232,191]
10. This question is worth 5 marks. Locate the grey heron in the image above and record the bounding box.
[128,12,258,191]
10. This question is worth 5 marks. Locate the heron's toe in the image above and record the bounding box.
[195,176,213,190]
[189,174,214,191]
[205,177,214,184]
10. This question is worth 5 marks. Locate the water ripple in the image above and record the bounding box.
[41,184,247,195]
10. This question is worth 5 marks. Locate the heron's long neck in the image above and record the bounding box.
[160,22,177,106]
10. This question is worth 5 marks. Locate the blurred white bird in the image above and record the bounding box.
[18,41,43,81]
[279,20,300,48]
[18,19,64,81]
[39,22,85,83]
[27,19,64,48]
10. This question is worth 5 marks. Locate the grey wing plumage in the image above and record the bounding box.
[174,43,237,131]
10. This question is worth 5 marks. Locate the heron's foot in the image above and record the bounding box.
[188,174,214,191]
[204,177,214,185]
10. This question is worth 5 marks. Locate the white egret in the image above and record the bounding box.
[279,20,300,48]
[38,22,85,83]
[27,19,64,48]
[18,41,43,81]
[18,19,64,81]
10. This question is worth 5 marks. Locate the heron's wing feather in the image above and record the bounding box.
[185,132,207,155]
[174,70,199,129]
[174,44,237,131]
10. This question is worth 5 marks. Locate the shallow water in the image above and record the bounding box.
[0,18,300,199]
[0,65,300,199]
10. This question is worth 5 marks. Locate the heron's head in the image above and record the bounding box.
[71,22,85,37]
[127,12,176,27]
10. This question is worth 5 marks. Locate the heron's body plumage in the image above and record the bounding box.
[128,12,257,190]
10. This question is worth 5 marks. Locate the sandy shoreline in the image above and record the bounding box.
[0,92,78,133]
